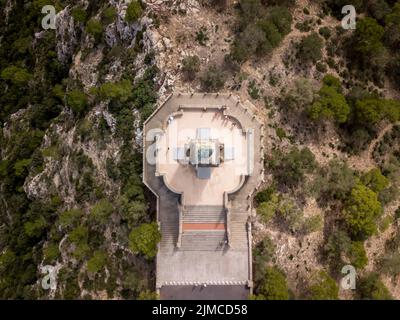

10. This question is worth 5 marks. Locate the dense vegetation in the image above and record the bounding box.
[0,1,158,299]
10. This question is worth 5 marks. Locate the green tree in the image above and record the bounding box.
[258,267,289,300]
[86,18,103,42]
[129,222,161,259]
[125,0,143,23]
[87,250,107,273]
[348,241,368,269]
[102,6,117,25]
[354,98,400,126]
[71,7,87,23]
[66,89,88,115]
[1,66,32,86]
[118,196,148,228]
[344,183,382,240]
[97,79,133,102]
[308,271,338,300]
[354,17,384,56]
[313,160,356,201]
[90,199,114,224]
[308,76,350,124]
[256,193,279,223]
[358,272,392,300]
[59,208,83,228]
[361,168,389,193]
[254,186,275,204]
[24,216,47,238]
[384,2,400,49]
[69,225,90,260]
[43,243,60,264]
[296,32,323,63]
[14,158,32,177]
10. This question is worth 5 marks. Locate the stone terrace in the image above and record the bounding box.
[143,93,264,299]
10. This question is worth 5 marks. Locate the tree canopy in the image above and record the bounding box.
[129,222,161,259]
[258,267,290,300]
[344,183,382,240]
[308,75,350,123]
[308,271,339,300]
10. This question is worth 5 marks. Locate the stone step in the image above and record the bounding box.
[180,231,227,251]
[183,206,226,224]
[184,205,224,212]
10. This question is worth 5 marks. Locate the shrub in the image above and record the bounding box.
[354,17,385,57]
[378,252,400,277]
[358,273,392,300]
[195,27,209,46]
[283,78,314,111]
[308,75,350,124]
[43,243,60,264]
[258,267,289,300]
[312,160,356,201]
[118,196,148,228]
[59,208,83,229]
[97,79,132,102]
[296,32,323,63]
[348,241,368,269]
[138,290,159,300]
[384,2,400,49]
[344,183,382,240]
[231,4,292,63]
[125,0,143,23]
[361,168,389,193]
[301,215,323,234]
[1,66,32,86]
[87,250,107,273]
[24,216,47,238]
[319,26,331,39]
[308,271,338,300]
[257,193,279,223]
[253,236,276,284]
[324,230,352,269]
[90,199,114,224]
[86,18,103,42]
[181,55,201,81]
[268,147,316,189]
[200,65,226,91]
[71,7,87,23]
[66,89,88,115]
[255,186,275,204]
[129,222,161,259]
[102,6,117,25]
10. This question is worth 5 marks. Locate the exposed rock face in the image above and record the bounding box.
[56,7,78,64]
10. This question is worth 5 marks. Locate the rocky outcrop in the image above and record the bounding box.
[56,7,78,64]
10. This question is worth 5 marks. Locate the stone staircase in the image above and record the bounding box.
[183,205,225,223]
[180,230,227,251]
[160,218,179,250]
[229,213,249,250]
